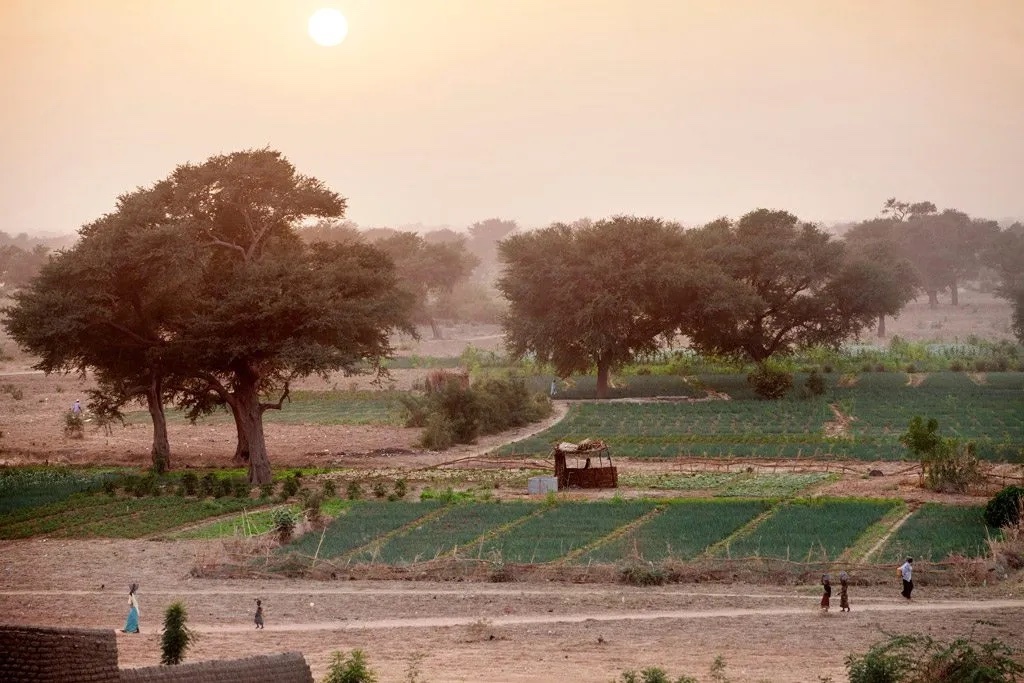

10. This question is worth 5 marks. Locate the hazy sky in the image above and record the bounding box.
[2,0,1023,236]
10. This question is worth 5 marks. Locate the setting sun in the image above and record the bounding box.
[308,7,348,47]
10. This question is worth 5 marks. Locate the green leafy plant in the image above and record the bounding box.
[985,486,1024,529]
[181,472,199,496]
[272,507,299,542]
[900,417,982,493]
[747,364,793,399]
[160,601,197,665]
[846,632,1024,683]
[322,649,378,683]
[346,480,363,500]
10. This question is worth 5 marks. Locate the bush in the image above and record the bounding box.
[259,482,275,499]
[272,507,298,542]
[393,479,408,500]
[617,668,698,683]
[899,417,982,494]
[985,486,1024,528]
[846,633,1024,683]
[805,370,826,396]
[160,601,197,666]
[215,477,233,498]
[302,490,324,527]
[421,413,457,450]
[280,474,301,499]
[619,563,666,587]
[322,649,377,683]
[199,473,217,497]
[747,365,793,399]
[181,472,199,496]
[322,479,337,498]
[62,412,84,439]
[372,481,388,499]
[346,480,363,501]
[231,477,250,499]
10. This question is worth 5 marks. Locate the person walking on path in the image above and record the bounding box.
[899,557,914,600]
[839,571,850,612]
[820,574,831,612]
[254,599,264,629]
[71,399,82,416]
[122,583,140,633]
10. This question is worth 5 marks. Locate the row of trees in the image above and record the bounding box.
[4,148,1023,479]
[498,211,921,397]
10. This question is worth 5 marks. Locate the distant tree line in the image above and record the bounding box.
[3,149,1023,479]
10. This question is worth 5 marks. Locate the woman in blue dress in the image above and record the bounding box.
[122,583,140,633]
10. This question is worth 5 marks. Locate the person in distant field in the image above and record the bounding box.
[899,557,914,600]
[820,574,831,612]
[72,399,82,416]
[122,583,140,633]
[254,599,264,629]
[550,379,557,397]
[839,571,850,612]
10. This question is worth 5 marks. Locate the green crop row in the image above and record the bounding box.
[500,373,1024,461]
[283,501,443,559]
[719,499,899,561]
[355,501,537,564]
[476,501,656,563]
[580,500,770,563]
[0,467,125,516]
[878,504,993,562]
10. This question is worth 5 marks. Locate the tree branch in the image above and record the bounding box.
[260,381,290,414]
[198,372,235,409]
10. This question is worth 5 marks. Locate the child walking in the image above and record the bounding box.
[839,571,850,612]
[254,599,264,629]
[820,574,831,612]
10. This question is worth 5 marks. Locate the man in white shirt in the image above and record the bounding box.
[899,557,913,600]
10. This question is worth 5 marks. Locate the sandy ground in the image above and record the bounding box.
[2,539,1024,682]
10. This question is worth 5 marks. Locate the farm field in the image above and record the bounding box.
[718,499,899,562]
[500,372,1024,460]
[878,503,993,562]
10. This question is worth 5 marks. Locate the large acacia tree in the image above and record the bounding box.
[497,216,713,398]
[3,183,198,472]
[6,149,415,484]
[842,217,920,337]
[679,209,913,363]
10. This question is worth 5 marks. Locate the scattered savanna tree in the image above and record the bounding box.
[498,216,717,398]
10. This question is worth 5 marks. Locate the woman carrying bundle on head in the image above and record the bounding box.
[122,583,140,633]
[820,574,831,612]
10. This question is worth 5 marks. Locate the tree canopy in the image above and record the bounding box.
[497,216,709,398]
[4,149,416,483]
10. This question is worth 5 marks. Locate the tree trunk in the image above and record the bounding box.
[950,278,959,306]
[233,376,272,485]
[877,314,886,338]
[429,318,443,340]
[230,404,251,465]
[927,289,939,308]
[145,376,171,473]
[595,361,610,399]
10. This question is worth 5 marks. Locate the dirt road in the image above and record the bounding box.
[2,539,1023,682]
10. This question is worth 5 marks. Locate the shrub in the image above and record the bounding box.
[259,482,275,499]
[805,370,826,396]
[215,477,233,498]
[346,480,363,500]
[322,649,377,683]
[421,413,457,450]
[398,394,430,428]
[985,486,1024,529]
[949,359,965,372]
[280,474,301,499]
[322,479,337,498]
[393,479,408,499]
[199,473,217,497]
[272,507,298,542]
[302,490,324,528]
[372,481,388,499]
[900,417,982,493]
[846,633,1024,683]
[617,668,698,683]
[619,563,666,586]
[231,477,250,499]
[181,472,199,496]
[62,412,84,439]
[160,601,197,666]
[746,365,793,400]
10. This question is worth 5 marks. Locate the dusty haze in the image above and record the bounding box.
[1,0,1022,236]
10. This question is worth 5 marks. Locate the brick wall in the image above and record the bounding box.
[119,653,314,683]
[0,625,121,682]
[0,625,314,683]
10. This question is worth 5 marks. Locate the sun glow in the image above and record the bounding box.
[308,8,348,47]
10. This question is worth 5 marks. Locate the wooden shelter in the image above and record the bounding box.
[553,439,618,489]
